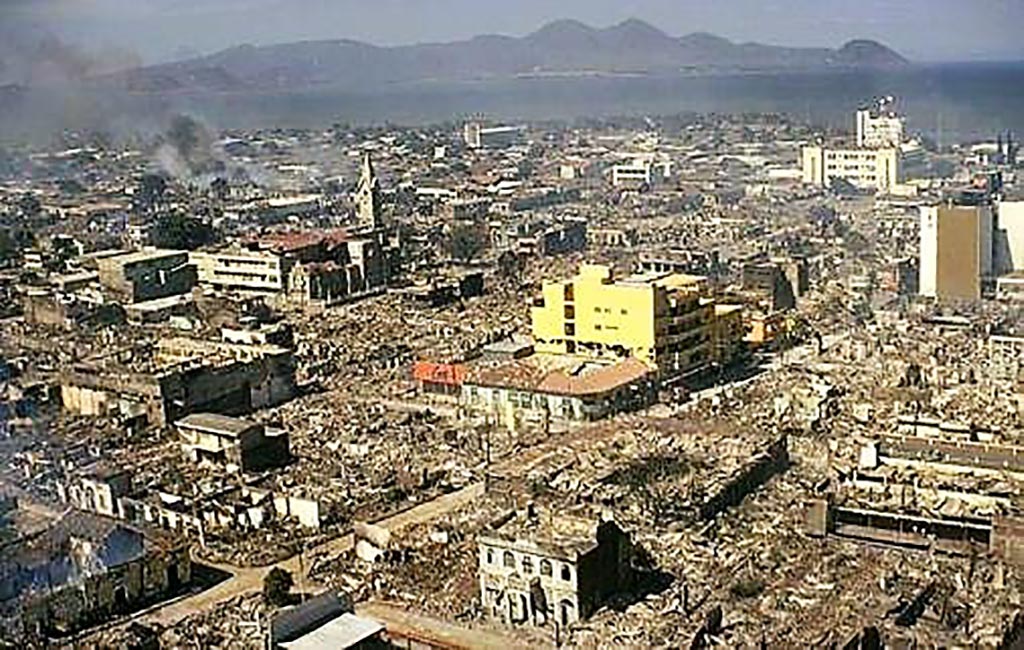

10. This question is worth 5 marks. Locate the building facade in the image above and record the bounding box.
[531,265,716,377]
[995,200,1024,274]
[478,517,631,628]
[93,249,197,304]
[463,123,526,149]
[61,337,297,428]
[610,157,672,189]
[919,203,993,301]
[801,145,901,193]
[176,412,290,472]
[461,356,657,427]
[191,232,387,309]
[190,250,291,293]
[856,101,905,148]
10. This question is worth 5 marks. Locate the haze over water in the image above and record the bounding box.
[3,63,1022,144]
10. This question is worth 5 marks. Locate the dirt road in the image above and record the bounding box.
[145,482,485,626]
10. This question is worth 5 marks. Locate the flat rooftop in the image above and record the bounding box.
[481,510,604,557]
[98,249,188,266]
[175,413,258,437]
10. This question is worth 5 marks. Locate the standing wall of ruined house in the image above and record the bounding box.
[478,540,582,627]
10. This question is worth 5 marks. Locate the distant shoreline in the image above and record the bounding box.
[1,63,1023,144]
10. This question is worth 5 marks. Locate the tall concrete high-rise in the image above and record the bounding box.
[919,203,993,301]
[995,200,1024,274]
[856,97,905,148]
[356,152,382,231]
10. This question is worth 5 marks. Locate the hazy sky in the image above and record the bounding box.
[6,0,1023,64]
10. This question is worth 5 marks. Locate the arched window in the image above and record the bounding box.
[561,564,572,581]
[486,549,494,564]
[540,559,552,576]
[522,556,534,574]
[503,551,515,568]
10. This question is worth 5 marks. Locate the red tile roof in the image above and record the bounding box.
[467,356,653,398]
[413,362,467,386]
[255,229,349,254]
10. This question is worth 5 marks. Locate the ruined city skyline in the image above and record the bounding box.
[2,3,1024,649]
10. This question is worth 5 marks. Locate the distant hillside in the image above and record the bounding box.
[96,19,909,93]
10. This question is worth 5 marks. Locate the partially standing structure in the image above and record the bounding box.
[0,511,190,639]
[477,514,632,628]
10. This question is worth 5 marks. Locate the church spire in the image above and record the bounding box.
[356,151,382,230]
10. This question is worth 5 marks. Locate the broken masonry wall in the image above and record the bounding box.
[272,494,320,530]
[698,435,789,521]
[992,517,1024,566]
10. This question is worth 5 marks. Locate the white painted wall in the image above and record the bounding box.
[919,206,938,297]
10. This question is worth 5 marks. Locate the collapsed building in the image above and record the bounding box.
[492,217,588,258]
[0,510,190,640]
[60,336,297,428]
[807,423,1024,565]
[59,462,321,546]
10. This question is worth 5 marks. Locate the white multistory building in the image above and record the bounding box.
[610,154,672,188]
[856,97,906,148]
[801,145,901,193]
[994,200,1024,274]
[463,122,526,150]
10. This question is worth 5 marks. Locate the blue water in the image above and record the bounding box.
[3,62,1023,144]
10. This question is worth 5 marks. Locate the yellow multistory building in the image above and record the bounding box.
[531,264,741,377]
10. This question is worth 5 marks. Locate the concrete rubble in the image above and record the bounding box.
[1,104,1023,649]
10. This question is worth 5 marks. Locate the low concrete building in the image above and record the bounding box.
[92,249,197,304]
[271,592,386,650]
[177,412,290,472]
[61,337,297,428]
[462,355,657,427]
[478,514,632,627]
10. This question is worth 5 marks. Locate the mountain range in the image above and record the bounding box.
[101,18,908,93]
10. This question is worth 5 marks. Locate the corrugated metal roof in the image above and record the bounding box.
[280,613,384,650]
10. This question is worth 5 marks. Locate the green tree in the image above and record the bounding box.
[150,212,217,250]
[17,194,41,219]
[263,567,294,607]
[0,228,35,266]
[138,174,168,210]
[210,177,230,201]
[448,223,487,263]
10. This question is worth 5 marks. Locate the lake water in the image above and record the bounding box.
[3,62,1023,144]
